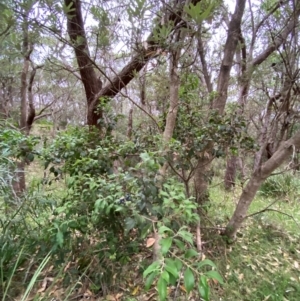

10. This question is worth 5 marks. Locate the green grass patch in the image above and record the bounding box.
[208,177,300,301]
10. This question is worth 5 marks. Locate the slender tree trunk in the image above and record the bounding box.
[224,131,300,239]
[194,154,212,204]
[64,0,102,127]
[158,33,181,178]
[194,0,246,204]
[127,108,133,139]
[224,155,237,190]
[15,13,32,195]
[20,58,30,131]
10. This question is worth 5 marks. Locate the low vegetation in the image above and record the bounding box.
[1,127,299,301]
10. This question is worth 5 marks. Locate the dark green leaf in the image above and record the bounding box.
[145,271,158,290]
[198,276,209,301]
[165,258,179,278]
[143,261,160,278]
[161,237,172,255]
[184,248,199,259]
[124,217,136,233]
[205,270,224,284]
[174,238,185,251]
[196,259,217,269]
[184,268,194,293]
[157,276,167,301]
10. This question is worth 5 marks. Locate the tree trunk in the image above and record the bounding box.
[16,13,32,195]
[158,31,181,178]
[224,155,237,190]
[194,0,246,204]
[65,0,195,127]
[224,131,300,239]
[64,0,102,127]
[194,154,212,205]
[126,108,133,139]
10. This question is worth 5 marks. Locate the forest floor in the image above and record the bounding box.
[2,162,300,301]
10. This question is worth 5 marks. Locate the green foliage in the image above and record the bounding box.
[143,224,223,301]
[184,0,219,24]
[127,0,152,20]
[0,127,40,201]
[0,128,39,164]
[157,73,255,175]
[40,128,209,287]
[141,180,222,301]
[90,6,111,48]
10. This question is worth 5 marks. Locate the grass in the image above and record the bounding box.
[208,177,300,301]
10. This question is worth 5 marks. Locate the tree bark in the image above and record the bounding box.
[16,11,33,195]
[194,0,246,204]
[224,131,300,239]
[158,31,181,178]
[126,108,133,139]
[64,0,102,126]
[224,155,237,190]
[194,154,212,204]
[212,0,246,113]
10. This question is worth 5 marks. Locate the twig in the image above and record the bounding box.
[245,198,280,219]
[246,204,300,228]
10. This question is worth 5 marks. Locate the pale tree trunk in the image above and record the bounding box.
[13,11,33,196]
[158,32,181,178]
[13,8,42,196]
[194,154,212,204]
[224,131,300,239]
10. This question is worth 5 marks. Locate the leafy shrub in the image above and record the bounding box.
[0,126,222,299]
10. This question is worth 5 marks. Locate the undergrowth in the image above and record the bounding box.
[1,127,300,301]
[209,180,300,301]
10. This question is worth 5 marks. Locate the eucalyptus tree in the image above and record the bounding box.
[224,5,300,238]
